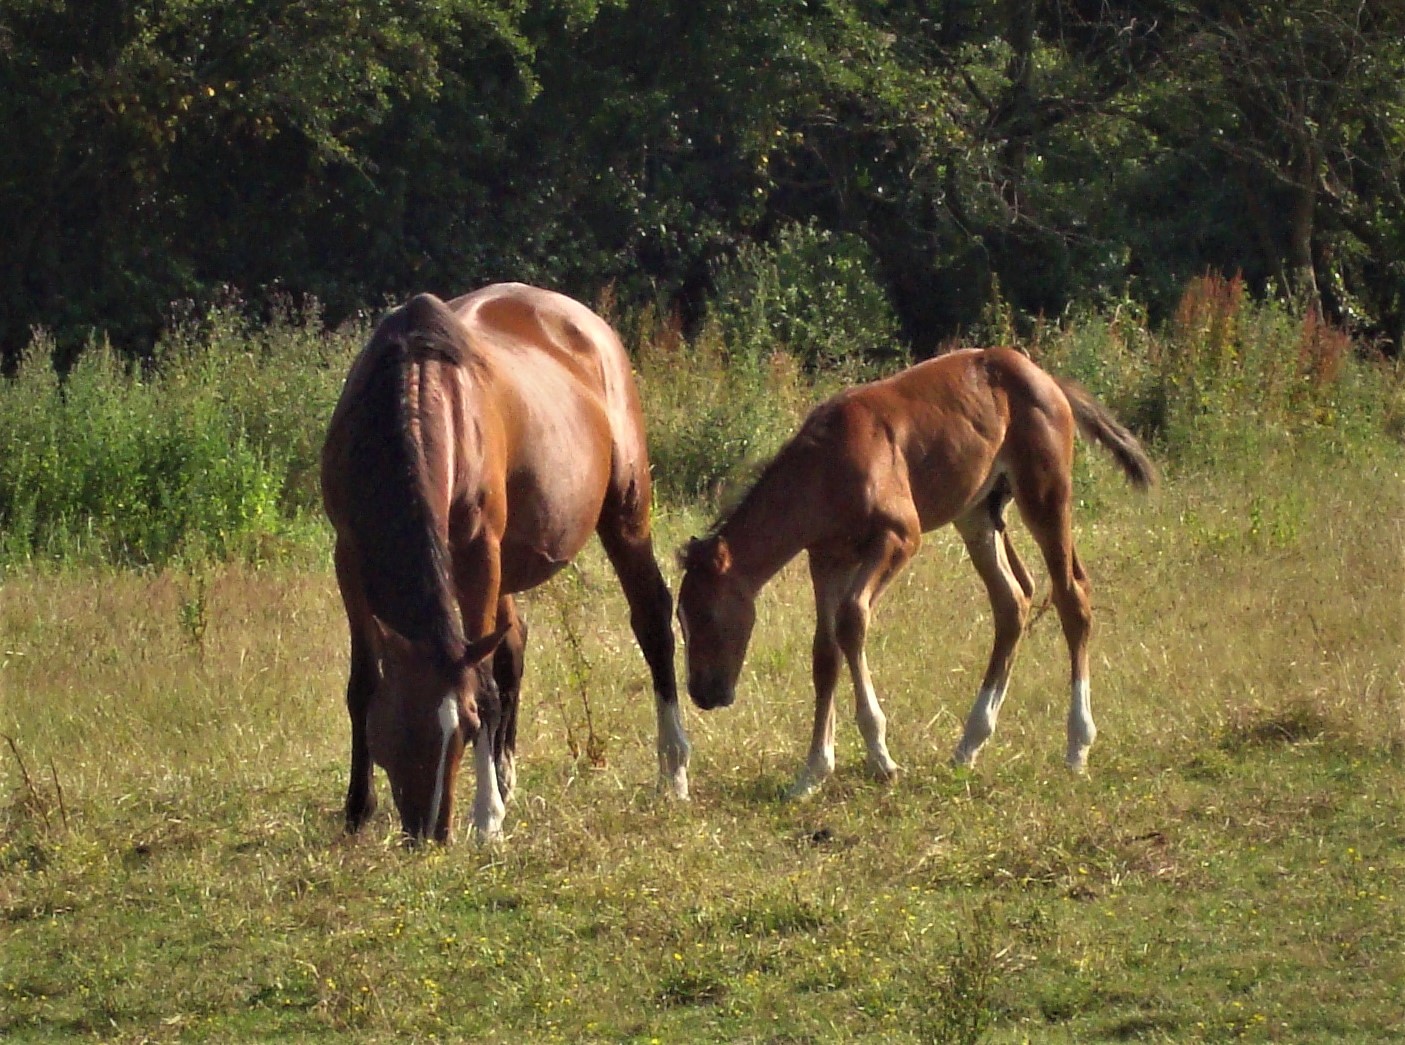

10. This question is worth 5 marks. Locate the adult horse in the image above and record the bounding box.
[677,348,1154,797]
[321,284,690,843]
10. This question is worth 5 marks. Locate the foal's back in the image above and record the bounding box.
[798,347,1072,533]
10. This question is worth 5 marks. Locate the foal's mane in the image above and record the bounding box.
[344,295,470,670]
[701,417,823,540]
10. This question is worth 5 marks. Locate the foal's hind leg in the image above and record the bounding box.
[596,493,691,799]
[334,539,381,832]
[951,509,1032,768]
[491,596,528,803]
[1015,476,1097,772]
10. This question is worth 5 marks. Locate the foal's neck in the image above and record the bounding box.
[717,446,826,593]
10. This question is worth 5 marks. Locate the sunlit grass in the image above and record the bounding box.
[3,437,1402,1042]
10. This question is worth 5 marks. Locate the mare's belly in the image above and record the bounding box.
[496,466,609,594]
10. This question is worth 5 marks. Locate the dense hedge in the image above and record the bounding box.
[0,278,1399,568]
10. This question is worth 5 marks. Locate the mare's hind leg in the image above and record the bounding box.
[1013,469,1097,772]
[596,491,691,799]
[334,539,381,832]
[491,596,528,803]
[951,505,1033,768]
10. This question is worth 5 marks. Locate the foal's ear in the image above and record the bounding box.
[460,625,510,668]
[679,536,731,575]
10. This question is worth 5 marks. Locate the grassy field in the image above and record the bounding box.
[2,432,1401,1042]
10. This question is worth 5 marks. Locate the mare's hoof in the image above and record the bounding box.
[344,799,377,834]
[659,769,691,801]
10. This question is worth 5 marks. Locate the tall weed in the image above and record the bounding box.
[1032,274,1402,468]
[0,299,356,567]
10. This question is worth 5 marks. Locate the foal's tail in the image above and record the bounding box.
[1054,377,1157,490]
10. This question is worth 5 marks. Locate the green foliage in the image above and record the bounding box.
[632,308,814,506]
[0,302,356,567]
[3,1,1403,360]
[709,220,907,374]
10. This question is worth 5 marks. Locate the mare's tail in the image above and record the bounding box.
[342,303,466,667]
[1053,377,1157,491]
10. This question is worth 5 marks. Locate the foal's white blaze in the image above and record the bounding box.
[471,729,506,840]
[1066,677,1096,772]
[427,695,459,833]
[953,680,1009,767]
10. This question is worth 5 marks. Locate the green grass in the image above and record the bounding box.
[3,436,1402,1042]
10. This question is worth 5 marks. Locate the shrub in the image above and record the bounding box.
[0,299,357,567]
[709,220,908,375]
[632,306,813,506]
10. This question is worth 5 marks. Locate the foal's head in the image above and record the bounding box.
[367,630,503,843]
[677,535,756,710]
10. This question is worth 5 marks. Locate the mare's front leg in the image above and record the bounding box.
[491,596,528,803]
[448,527,509,839]
[334,540,380,832]
[597,510,691,800]
[470,673,507,841]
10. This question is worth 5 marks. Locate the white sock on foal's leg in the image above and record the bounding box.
[852,655,899,780]
[953,680,1008,767]
[655,697,691,800]
[1066,676,1096,773]
[789,703,836,800]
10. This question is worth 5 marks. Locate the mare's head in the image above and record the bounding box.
[677,535,756,710]
[367,629,504,843]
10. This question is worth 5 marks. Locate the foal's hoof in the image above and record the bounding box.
[950,746,979,770]
[786,774,827,802]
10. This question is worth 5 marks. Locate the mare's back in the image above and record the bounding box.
[449,283,626,393]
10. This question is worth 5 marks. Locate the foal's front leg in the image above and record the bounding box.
[791,608,841,799]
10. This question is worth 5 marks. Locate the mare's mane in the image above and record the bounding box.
[343,296,469,670]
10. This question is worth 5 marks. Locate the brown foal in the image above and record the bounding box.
[677,348,1154,796]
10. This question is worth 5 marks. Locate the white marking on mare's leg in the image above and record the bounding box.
[953,681,1009,767]
[655,698,691,800]
[1066,677,1096,773]
[427,696,458,833]
[471,730,506,841]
